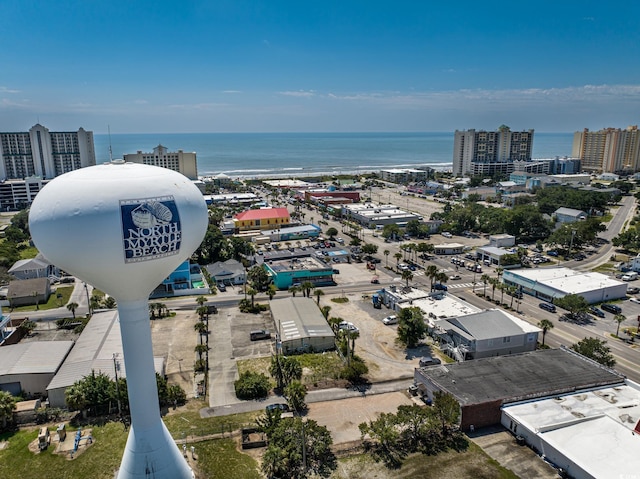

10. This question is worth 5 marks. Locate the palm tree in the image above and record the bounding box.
[401,270,414,288]
[194,344,208,360]
[266,284,277,301]
[426,265,439,290]
[320,305,331,320]
[538,319,554,346]
[435,271,448,287]
[496,267,504,280]
[314,289,324,305]
[328,316,343,333]
[614,314,626,337]
[300,281,315,298]
[247,287,257,307]
[288,284,301,297]
[103,296,117,309]
[384,249,390,267]
[67,302,79,319]
[499,282,506,305]
[481,274,490,296]
[489,278,498,301]
[194,321,207,335]
[195,295,208,307]
[394,252,402,271]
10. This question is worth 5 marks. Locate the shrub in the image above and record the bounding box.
[234,371,270,400]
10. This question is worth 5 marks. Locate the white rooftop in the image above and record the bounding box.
[401,292,481,324]
[0,341,74,375]
[503,382,640,478]
[507,267,623,295]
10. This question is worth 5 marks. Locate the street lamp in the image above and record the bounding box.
[113,353,122,416]
[84,282,92,317]
[568,229,577,260]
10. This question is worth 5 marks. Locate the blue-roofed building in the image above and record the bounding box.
[263,256,335,290]
[151,261,210,297]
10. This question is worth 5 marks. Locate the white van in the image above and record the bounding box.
[622,272,638,281]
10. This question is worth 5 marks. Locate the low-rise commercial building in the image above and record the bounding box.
[270,297,335,354]
[234,207,291,232]
[341,203,422,228]
[263,256,335,290]
[433,309,540,362]
[553,207,587,224]
[434,243,465,255]
[502,267,627,304]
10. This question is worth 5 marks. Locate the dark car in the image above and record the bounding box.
[601,303,622,314]
[250,330,271,341]
[589,306,605,318]
[432,283,448,291]
[265,403,290,413]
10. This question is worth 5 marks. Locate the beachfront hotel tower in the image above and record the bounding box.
[453,125,534,177]
[572,126,640,174]
[0,124,95,181]
[123,144,198,180]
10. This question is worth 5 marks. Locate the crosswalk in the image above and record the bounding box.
[447,282,475,289]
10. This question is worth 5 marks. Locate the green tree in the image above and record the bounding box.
[384,249,390,267]
[234,371,271,400]
[103,296,117,309]
[553,294,589,318]
[263,417,336,479]
[18,319,36,335]
[288,284,301,297]
[432,391,461,437]
[394,252,402,270]
[284,380,307,412]
[266,284,277,300]
[0,390,17,430]
[382,223,401,241]
[362,243,378,257]
[270,355,302,390]
[396,307,427,348]
[571,337,616,367]
[300,281,315,298]
[537,319,554,347]
[426,265,439,290]
[66,302,79,319]
[320,305,331,320]
[358,412,404,468]
[195,295,208,307]
[194,344,209,360]
[10,209,30,237]
[314,288,324,305]
[614,314,626,337]
[395,404,434,452]
[194,321,207,335]
[326,227,338,239]
[247,265,270,291]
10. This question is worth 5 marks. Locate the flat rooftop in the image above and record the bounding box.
[506,267,624,294]
[503,383,640,478]
[406,293,481,323]
[267,256,332,273]
[416,348,624,406]
[270,297,334,341]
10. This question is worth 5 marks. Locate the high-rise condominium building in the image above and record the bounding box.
[572,126,640,173]
[453,125,534,177]
[123,144,198,180]
[0,124,95,181]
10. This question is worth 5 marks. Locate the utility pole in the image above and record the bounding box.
[113,353,122,417]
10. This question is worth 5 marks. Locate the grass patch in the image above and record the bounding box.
[592,262,616,273]
[194,438,262,479]
[331,297,349,304]
[163,399,261,439]
[0,422,127,479]
[19,245,39,260]
[10,286,74,312]
[237,352,345,388]
[330,442,519,479]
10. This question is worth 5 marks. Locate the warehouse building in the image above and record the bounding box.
[413,347,624,431]
[0,341,74,397]
[47,310,164,408]
[270,297,335,354]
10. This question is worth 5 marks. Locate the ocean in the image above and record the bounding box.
[93,132,574,179]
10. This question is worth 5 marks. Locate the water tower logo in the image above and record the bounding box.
[120,196,182,263]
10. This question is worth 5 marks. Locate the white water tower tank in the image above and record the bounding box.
[29,161,207,478]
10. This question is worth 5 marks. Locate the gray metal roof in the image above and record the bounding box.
[0,341,74,375]
[269,297,334,342]
[415,348,624,406]
[439,310,530,341]
[47,310,164,392]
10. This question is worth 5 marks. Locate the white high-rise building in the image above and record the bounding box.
[453,126,534,177]
[123,144,198,180]
[0,124,95,180]
[572,126,640,173]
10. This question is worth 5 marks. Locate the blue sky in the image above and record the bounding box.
[1,1,639,133]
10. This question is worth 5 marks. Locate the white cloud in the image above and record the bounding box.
[0,86,20,94]
[222,90,242,94]
[279,90,316,98]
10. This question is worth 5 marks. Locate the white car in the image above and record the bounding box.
[630,297,640,304]
[338,321,359,332]
[442,232,453,238]
[382,315,398,325]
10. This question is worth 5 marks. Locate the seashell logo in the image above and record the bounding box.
[120,196,182,263]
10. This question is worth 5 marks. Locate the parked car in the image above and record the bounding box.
[382,315,398,325]
[539,302,556,313]
[217,283,226,292]
[442,232,453,238]
[418,355,442,367]
[601,303,622,314]
[338,321,359,332]
[627,286,640,294]
[265,403,290,413]
[432,283,448,291]
[589,306,605,318]
[630,298,640,304]
[250,330,271,341]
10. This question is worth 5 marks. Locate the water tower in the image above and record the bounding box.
[29,161,207,478]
